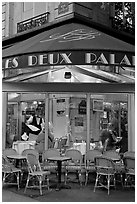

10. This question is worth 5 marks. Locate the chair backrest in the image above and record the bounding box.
[124,151,135,158]
[123,156,135,170]
[2,148,17,156]
[94,156,115,174]
[42,148,60,162]
[65,149,82,165]
[22,149,39,160]
[103,150,120,160]
[2,154,15,171]
[26,153,41,173]
[85,149,102,164]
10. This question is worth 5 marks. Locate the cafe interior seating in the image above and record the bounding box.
[94,156,116,195]
[2,154,21,190]
[64,149,83,186]
[123,156,135,188]
[24,153,50,195]
[85,149,102,185]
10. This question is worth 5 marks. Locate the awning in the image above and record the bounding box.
[2,22,135,68]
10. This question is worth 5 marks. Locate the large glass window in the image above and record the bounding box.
[5,92,129,154]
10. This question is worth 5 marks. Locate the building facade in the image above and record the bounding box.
[2,2,135,153]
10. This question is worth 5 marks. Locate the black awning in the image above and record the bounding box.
[2,22,135,68]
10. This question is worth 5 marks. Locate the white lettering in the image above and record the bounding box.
[49,54,60,65]
[120,55,131,66]
[96,53,108,64]
[86,53,97,63]
[28,55,37,66]
[39,54,48,65]
[60,53,72,64]
[132,56,135,66]
[12,57,18,68]
[5,59,12,68]
[110,54,115,64]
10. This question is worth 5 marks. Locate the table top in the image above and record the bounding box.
[13,141,36,144]
[47,156,71,162]
[7,155,27,160]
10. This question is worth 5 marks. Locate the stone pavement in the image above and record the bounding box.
[2,189,37,202]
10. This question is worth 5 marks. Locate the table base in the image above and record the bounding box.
[50,183,71,191]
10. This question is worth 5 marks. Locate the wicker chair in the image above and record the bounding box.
[24,153,50,195]
[85,149,102,185]
[103,150,125,187]
[42,148,60,173]
[94,156,116,195]
[2,154,21,190]
[3,148,18,166]
[2,148,18,156]
[22,149,39,159]
[65,149,83,186]
[123,156,135,188]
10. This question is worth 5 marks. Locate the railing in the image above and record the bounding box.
[17,12,49,33]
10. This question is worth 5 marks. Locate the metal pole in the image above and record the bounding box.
[86,93,90,152]
[44,93,49,150]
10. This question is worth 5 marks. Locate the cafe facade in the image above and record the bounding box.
[2,7,135,153]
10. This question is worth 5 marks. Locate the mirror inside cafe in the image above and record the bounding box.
[6,92,129,154]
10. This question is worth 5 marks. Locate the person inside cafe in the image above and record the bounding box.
[99,122,119,152]
[35,122,55,154]
[26,107,45,135]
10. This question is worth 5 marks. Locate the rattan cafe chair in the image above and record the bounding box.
[2,154,21,190]
[24,153,50,195]
[42,148,60,173]
[123,156,135,188]
[65,149,83,186]
[85,149,102,185]
[103,150,125,187]
[94,156,116,195]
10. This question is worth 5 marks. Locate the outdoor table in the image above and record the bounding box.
[12,141,36,155]
[7,154,27,168]
[47,156,71,190]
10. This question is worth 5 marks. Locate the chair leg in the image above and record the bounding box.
[94,173,99,192]
[39,176,42,195]
[47,176,50,190]
[16,172,20,190]
[2,173,6,187]
[78,172,82,186]
[24,175,30,193]
[107,175,110,195]
[64,171,68,185]
[85,171,88,186]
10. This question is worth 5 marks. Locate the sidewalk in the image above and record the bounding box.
[2,189,37,202]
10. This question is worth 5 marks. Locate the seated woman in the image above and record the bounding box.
[35,124,54,154]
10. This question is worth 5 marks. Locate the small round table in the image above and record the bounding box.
[47,156,71,190]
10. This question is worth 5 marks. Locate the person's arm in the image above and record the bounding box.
[36,132,44,143]
[26,115,33,124]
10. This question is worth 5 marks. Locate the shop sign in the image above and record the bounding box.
[2,51,135,69]
[58,2,69,15]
